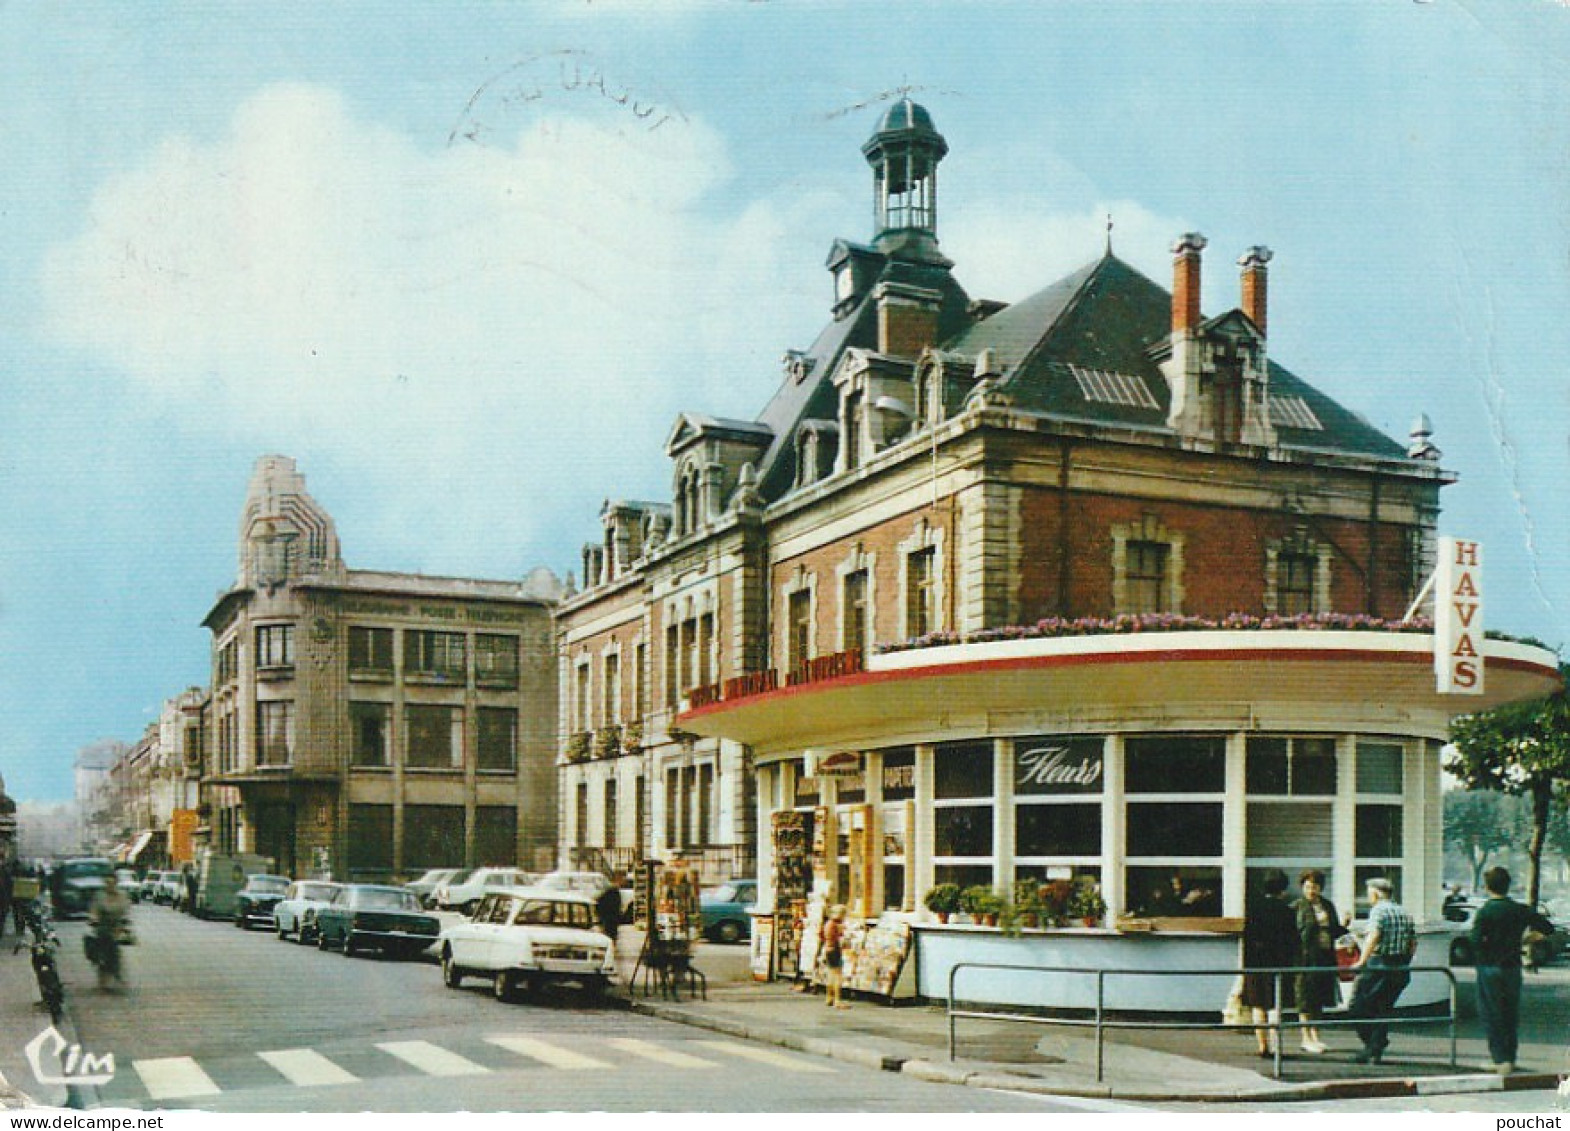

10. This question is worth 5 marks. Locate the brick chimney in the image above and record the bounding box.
[1238,246,1273,337]
[1171,233,1207,335]
[875,280,943,358]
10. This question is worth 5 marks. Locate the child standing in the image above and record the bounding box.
[822,904,849,1010]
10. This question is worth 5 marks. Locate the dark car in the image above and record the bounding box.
[700,879,757,944]
[234,874,292,930]
[1448,901,1564,968]
[50,858,114,919]
[315,884,440,959]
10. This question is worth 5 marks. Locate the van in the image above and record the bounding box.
[193,852,275,920]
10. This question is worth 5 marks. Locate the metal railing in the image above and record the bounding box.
[946,962,1458,1081]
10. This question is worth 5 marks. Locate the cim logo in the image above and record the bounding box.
[24,1026,115,1087]
[1434,537,1483,695]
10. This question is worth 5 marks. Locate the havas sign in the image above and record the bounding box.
[1015,736,1104,795]
[1435,537,1483,695]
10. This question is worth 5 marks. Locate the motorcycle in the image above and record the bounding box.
[85,919,133,988]
[14,903,64,1020]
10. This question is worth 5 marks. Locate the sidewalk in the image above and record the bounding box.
[617,936,1569,1103]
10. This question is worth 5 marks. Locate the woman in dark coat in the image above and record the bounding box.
[1241,869,1297,1056]
[1292,868,1348,1054]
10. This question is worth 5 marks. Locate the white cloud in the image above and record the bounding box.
[41,82,1194,578]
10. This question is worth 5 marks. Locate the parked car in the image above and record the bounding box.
[536,870,634,923]
[49,858,114,918]
[406,868,465,909]
[234,874,292,930]
[155,871,185,906]
[315,884,441,959]
[273,881,342,944]
[439,887,617,1000]
[1447,902,1564,967]
[114,869,144,903]
[700,879,757,944]
[433,868,539,915]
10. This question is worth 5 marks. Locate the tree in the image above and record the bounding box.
[1442,789,1522,891]
[1447,666,1570,908]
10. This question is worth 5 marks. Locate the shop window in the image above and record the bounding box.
[349,702,390,768]
[1356,742,1404,795]
[1016,804,1101,856]
[475,806,516,866]
[348,804,393,875]
[1125,865,1222,918]
[404,630,466,680]
[255,701,294,767]
[935,741,993,799]
[1246,737,1336,796]
[934,807,993,857]
[1015,863,1102,893]
[1355,806,1402,858]
[1124,736,1225,793]
[880,748,915,801]
[883,865,906,912]
[1246,802,1332,857]
[348,626,393,674]
[934,864,993,891]
[1354,866,1403,916]
[475,634,518,687]
[403,805,464,869]
[476,707,517,772]
[406,704,461,769]
[1249,866,1335,908]
[1127,803,1222,856]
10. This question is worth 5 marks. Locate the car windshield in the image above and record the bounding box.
[703,884,739,903]
[414,869,452,885]
[249,877,290,893]
[444,868,477,885]
[62,860,113,879]
[300,884,337,901]
[513,899,595,928]
[354,889,420,912]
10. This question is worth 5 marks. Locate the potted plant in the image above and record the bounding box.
[1066,881,1107,928]
[961,885,1004,927]
[1012,880,1042,928]
[1037,880,1073,927]
[923,883,961,923]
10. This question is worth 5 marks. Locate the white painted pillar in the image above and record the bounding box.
[756,763,776,913]
[1102,734,1125,917]
[1333,734,1358,915]
[1222,731,1247,917]
[914,744,935,904]
[993,737,1014,895]
[865,750,884,914]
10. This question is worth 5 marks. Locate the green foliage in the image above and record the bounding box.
[922,883,961,915]
[959,885,1003,917]
[1066,880,1108,923]
[1443,789,1527,890]
[1448,666,1570,905]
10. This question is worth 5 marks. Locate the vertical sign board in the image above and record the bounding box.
[1434,537,1483,695]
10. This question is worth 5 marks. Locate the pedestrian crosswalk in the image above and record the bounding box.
[114,1033,834,1102]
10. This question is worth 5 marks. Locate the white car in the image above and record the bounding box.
[433,868,538,915]
[439,887,617,1001]
[155,871,186,906]
[272,880,341,945]
[537,870,635,924]
[114,869,143,902]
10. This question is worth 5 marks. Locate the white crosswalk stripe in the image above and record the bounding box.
[604,1037,719,1069]
[693,1040,834,1073]
[257,1048,360,1087]
[376,1040,490,1077]
[133,1057,222,1100]
[486,1035,612,1070]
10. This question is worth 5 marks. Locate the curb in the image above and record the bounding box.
[629,999,1565,1103]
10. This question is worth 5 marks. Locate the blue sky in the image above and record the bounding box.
[3,1,1567,802]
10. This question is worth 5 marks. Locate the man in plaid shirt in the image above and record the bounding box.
[1346,877,1417,1063]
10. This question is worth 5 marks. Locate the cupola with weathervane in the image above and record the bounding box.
[862,97,950,265]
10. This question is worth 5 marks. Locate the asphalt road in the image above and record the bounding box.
[49,902,1077,1113]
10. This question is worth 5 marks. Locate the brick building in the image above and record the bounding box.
[558,97,1559,981]
[201,456,560,880]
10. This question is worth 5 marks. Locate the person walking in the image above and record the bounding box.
[1292,869,1348,1054]
[821,904,849,1010]
[1346,877,1417,1064]
[0,857,13,940]
[594,881,623,944]
[1470,866,1553,1075]
[87,874,132,990]
[1241,869,1298,1056]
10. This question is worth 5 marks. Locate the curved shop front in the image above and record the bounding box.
[679,629,1561,1011]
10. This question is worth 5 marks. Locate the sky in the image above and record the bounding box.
[2,0,1568,803]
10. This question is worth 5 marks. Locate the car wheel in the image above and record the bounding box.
[297,919,314,946]
[342,932,357,957]
[492,970,514,1002]
[276,920,289,941]
[462,900,479,917]
[715,919,742,945]
[236,912,249,930]
[442,950,463,989]
[317,927,332,951]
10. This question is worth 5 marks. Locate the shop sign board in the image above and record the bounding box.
[1015,735,1104,794]
[809,750,863,778]
[1434,537,1483,695]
